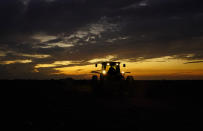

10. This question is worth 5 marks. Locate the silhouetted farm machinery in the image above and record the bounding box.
[91,62,134,95]
[92,62,133,81]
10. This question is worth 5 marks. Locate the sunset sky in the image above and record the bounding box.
[0,0,203,80]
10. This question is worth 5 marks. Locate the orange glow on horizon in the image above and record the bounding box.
[30,56,203,79]
[50,56,203,79]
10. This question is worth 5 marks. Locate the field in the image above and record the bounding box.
[1,80,203,130]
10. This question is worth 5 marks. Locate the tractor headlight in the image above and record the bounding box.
[107,63,110,66]
[121,71,125,74]
[102,70,106,75]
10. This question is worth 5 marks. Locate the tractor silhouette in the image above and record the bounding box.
[91,62,134,96]
[91,62,133,81]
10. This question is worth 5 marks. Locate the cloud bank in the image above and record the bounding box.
[0,0,203,79]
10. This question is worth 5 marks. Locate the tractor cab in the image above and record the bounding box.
[93,62,127,81]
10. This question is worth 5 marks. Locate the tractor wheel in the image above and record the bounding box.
[126,76,134,82]
[92,75,98,81]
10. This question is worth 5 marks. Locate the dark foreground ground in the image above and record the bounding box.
[1,80,203,130]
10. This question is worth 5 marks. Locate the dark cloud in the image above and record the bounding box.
[0,0,203,79]
[184,61,203,64]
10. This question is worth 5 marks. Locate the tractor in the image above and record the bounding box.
[91,62,132,81]
[91,62,134,96]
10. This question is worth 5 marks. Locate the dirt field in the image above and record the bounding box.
[1,80,203,130]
